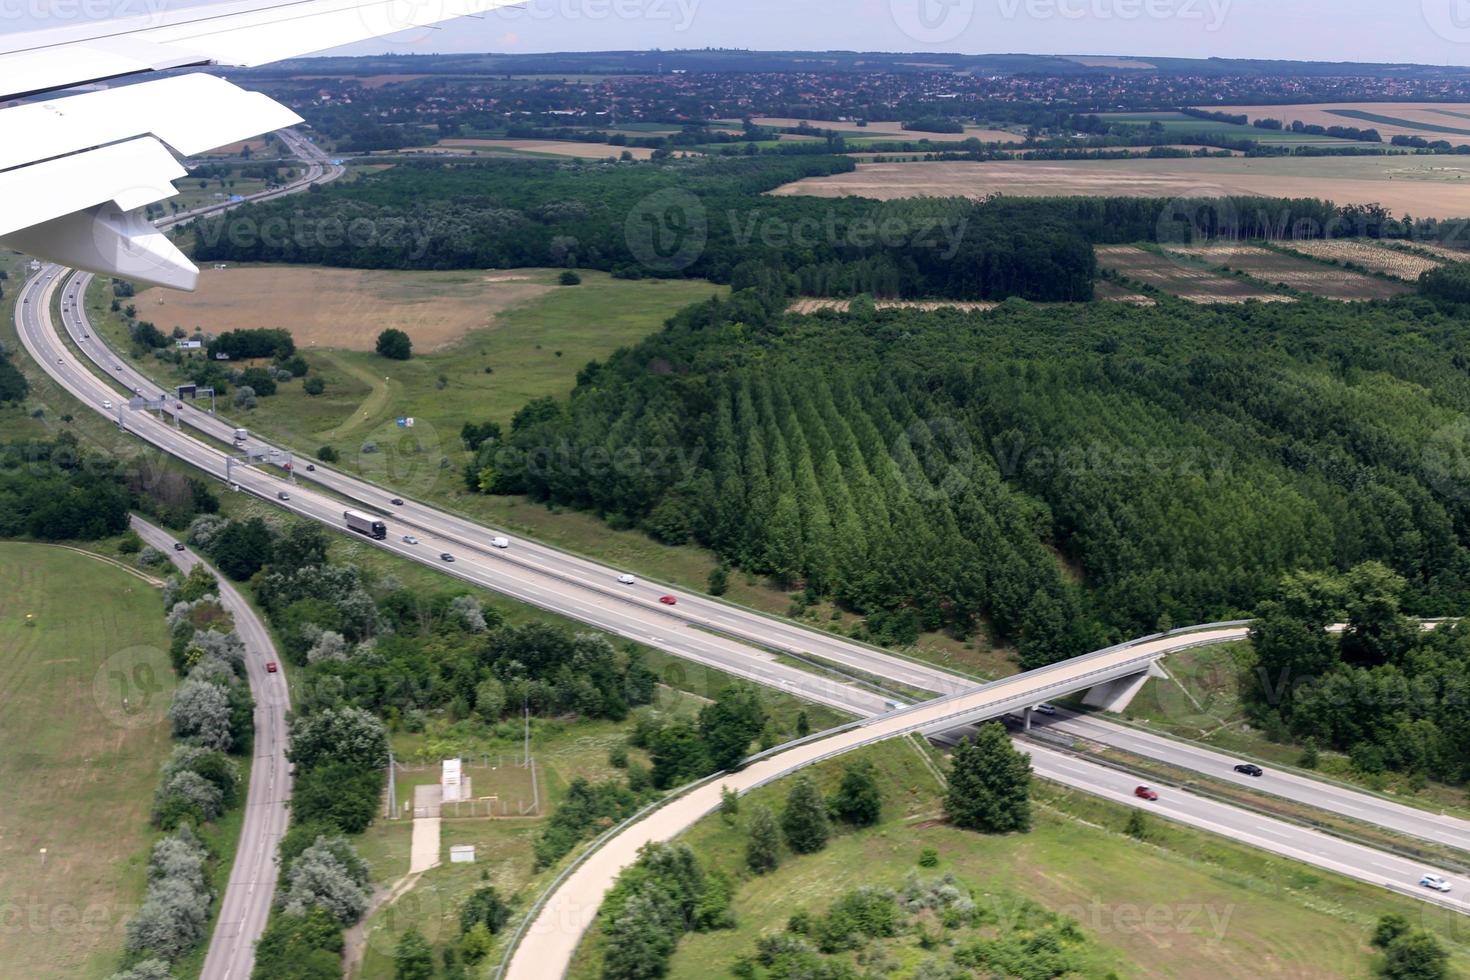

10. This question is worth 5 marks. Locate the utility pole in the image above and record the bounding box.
[522,694,530,768]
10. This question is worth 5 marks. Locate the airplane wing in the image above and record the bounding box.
[0,0,520,289]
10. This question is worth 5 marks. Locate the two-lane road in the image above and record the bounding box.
[132,517,291,980]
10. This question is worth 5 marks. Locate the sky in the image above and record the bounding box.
[6,0,1470,66]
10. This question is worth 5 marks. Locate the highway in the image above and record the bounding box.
[131,516,291,980]
[15,128,1470,975]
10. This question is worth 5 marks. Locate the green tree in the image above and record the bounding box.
[781,776,830,854]
[829,762,882,827]
[393,927,434,980]
[944,723,1032,833]
[698,684,767,772]
[746,804,780,874]
[209,517,273,580]
[1125,809,1149,840]
[706,564,729,596]
[376,328,413,361]
[303,376,326,396]
[795,710,810,737]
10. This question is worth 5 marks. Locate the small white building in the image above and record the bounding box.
[442,758,465,803]
[450,845,476,864]
[176,339,202,350]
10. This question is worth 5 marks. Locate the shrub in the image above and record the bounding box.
[559,270,582,285]
[279,837,370,925]
[375,328,412,360]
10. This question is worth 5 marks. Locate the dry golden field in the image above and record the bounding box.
[1158,244,1409,300]
[747,117,1023,143]
[769,156,1470,218]
[138,266,555,351]
[1096,245,1293,303]
[1279,240,1443,280]
[1206,103,1470,145]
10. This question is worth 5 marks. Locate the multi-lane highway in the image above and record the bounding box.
[132,516,290,980]
[14,128,1470,977]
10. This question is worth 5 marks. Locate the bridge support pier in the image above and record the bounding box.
[1081,661,1169,713]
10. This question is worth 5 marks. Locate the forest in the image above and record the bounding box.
[474,291,1470,667]
[192,156,1098,301]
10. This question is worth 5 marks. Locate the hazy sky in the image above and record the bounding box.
[6,0,1470,66]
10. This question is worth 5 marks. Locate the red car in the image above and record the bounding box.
[658,595,677,606]
[1134,785,1158,801]
[265,662,279,674]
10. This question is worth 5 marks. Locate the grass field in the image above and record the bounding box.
[1096,245,1292,303]
[769,154,1470,218]
[569,736,1470,980]
[1158,243,1410,300]
[744,117,1023,143]
[0,542,174,979]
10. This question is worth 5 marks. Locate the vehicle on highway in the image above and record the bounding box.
[173,542,185,552]
[659,595,677,605]
[1421,874,1452,892]
[233,427,248,442]
[133,386,141,395]
[1233,763,1264,777]
[265,662,278,673]
[402,534,418,544]
[440,553,455,562]
[1134,785,1159,801]
[618,573,636,585]
[305,463,315,471]
[277,491,290,501]
[343,509,387,540]
[102,400,112,410]
[390,498,404,506]
[175,402,183,410]
[491,536,510,549]
[1035,703,1057,715]
[56,357,62,364]
[113,364,121,371]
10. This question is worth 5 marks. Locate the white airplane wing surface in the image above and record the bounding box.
[0,0,518,288]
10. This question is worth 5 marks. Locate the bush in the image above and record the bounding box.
[829,762,882,827]
[252,908,343,980]
[559,270,582,285]
[124,827,213,962]
[303,376,326,396]
[118,530,143,554]
[316,445,339,463]
[292,763,383,834]
[917,847,939,868]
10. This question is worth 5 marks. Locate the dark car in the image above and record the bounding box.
[1134,785,1159,801]
[173,542,186,552]
[265,662,278,673]
[1233,763,1264,777]
[306,463,316,472]
[390,498,404,506]
[440,553,455,562]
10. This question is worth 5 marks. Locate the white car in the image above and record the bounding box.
[402,535,418,545]
[1421,874,1452,893]
[491,536,510,549]
[617,574,636,585]
[1035,703,1058,715]
[102,400,112,410]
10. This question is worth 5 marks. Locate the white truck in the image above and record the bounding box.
[491,536,510,549]
[232,427,248,443]
[344,509,387,540]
